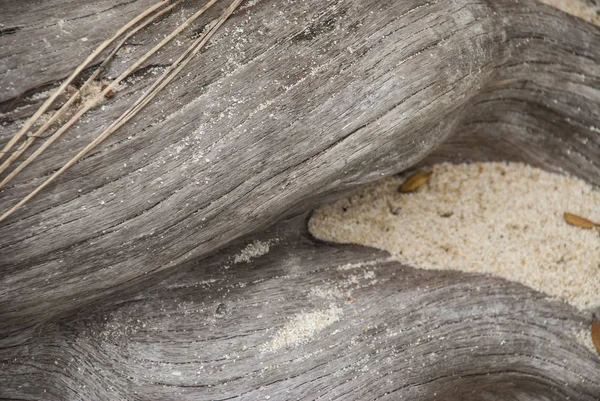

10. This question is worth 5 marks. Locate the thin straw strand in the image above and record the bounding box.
[0,0,185,177]
[0,0,243,223]
[101,0,243,138]
[0,0,215,189]
[0,1,169,162]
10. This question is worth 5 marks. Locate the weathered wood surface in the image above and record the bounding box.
[2,213,600,401]
[1,0,600,399]
[2,0,599,332]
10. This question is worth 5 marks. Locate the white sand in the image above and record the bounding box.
[539,0,600,26]
[261,306,343,352]
[233,239,275,264]
[574,327,599,355]
[309,162,600,311]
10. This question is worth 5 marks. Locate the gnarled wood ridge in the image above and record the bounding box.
[1,0,599,399]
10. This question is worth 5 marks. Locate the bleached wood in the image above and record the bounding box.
[0,0,599,399]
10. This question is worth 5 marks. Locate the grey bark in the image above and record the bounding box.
[1,0,599,399]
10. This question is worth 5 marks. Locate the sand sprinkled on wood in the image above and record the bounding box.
[309,162,600,311]
[574,327,599,355]
[261,306,343,352]
[233,239,275,264]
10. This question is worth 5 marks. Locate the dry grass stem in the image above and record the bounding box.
[0,0,244,223]
[0,0,185,178]
[0,1,169,162]
[0,0,213,189]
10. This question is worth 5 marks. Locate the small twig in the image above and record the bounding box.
[0,0,185,178]
[0,0,212,189]
[0,0,169,163]
[0,0,244,224]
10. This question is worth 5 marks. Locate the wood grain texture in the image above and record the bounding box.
[1,0,600,399]
[1,214,599,400]
[2,0,598,332]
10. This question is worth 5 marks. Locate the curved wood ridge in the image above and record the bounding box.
[1,215,600,400]
[0,0,599,399]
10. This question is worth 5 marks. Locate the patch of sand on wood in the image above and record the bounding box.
[574,327,599,355]
[261,306,343,352]
[233,239,276,264]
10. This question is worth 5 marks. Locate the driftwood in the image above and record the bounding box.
[1,0,599,399]
[2,213,600,400]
